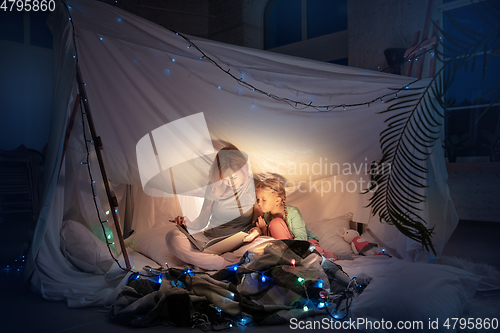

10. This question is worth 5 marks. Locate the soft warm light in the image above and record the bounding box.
[290,259,296,266]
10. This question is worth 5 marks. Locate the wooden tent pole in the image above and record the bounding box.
[75,66,131,270]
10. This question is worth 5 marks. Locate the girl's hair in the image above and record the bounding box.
[255,177,288,224]
[208,144,248,197]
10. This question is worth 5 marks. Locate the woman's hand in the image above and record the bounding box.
[169,216,190,228]
[243,228,260,242]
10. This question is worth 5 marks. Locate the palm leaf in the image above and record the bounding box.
[366,1,500,254]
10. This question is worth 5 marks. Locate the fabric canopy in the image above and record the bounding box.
[25,0,458,306]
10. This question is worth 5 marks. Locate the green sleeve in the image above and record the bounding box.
[287,206,308,241]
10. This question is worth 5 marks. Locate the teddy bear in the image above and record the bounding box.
[338,227,384,256]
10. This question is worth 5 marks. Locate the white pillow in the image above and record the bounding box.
[307,214,353,255]
[60,220,114,274]
[350,261,482,332]
[124,225,185,268]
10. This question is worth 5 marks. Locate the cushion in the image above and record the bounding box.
[307,214,353,255]
[124,224,186,268]
[350,260,482,332]
[60,220,114,274]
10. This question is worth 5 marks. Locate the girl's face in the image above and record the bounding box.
[256,188,280,213]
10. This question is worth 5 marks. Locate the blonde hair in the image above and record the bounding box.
[208,144,248,197]
[255,177,288,224]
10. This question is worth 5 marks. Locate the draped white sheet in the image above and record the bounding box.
[25,0,458,306]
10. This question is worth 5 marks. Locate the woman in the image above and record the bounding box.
[166,145,264,270]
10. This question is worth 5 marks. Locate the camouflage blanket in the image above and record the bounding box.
[110,240,355,328]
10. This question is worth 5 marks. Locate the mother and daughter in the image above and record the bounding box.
[166,144,335,271]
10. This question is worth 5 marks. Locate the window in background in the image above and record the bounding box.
[264,0,302,49]
[264,0,347,51]
[0,11,52,48]
[0,11,24,43]
[307,0,347,39]
[442,0,500,161]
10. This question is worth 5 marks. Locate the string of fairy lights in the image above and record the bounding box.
[127,258,360,327]
[40,0,438,324]
[164,30,425,112]
[77,96,125,270]
[63,0,129,271]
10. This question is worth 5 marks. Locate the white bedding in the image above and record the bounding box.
[337,256,482,332]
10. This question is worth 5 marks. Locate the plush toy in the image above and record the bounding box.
[338,227,384,256]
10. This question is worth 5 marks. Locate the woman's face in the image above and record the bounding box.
[256,188,279,213]
[220,168,247,189]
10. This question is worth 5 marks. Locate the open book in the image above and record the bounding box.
[176,224,248,254]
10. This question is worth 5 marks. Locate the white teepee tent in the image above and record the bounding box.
[25,0,457,306]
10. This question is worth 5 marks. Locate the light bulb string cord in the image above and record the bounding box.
[62,0,127,271]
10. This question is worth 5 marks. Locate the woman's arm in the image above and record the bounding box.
[171,198,213,230]
[189,198,213,230]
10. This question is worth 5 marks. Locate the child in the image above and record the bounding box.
[254,177,337,260]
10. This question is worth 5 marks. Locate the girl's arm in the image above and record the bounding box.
[244,203,266,242]
[252,203,263,223]
[252,203,267,235]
